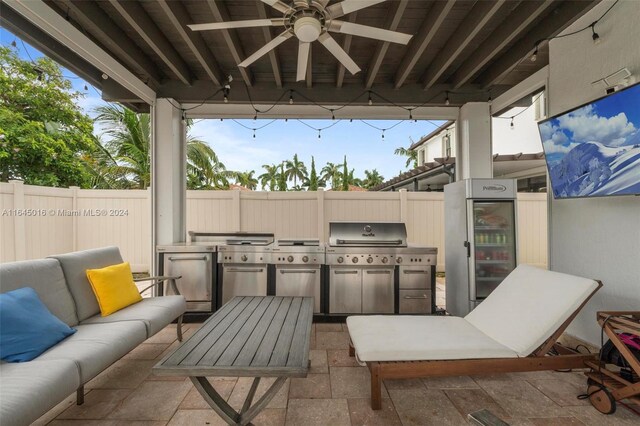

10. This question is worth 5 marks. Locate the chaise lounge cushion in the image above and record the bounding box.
[81,295,187,337]
[0,258,78,326]
[347,315,518,362]
[36,321,147,383]
[465,264,600,357]
[50,246,124,321]
[0,359,80,426]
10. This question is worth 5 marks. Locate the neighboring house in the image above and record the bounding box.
[411,121,457,166]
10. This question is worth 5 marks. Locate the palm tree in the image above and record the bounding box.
[234,170,258,190]
[394,146,418,169]
[259,164,279,191]
[277,163,287,191]
[306,156,320,191]
[363,169,384,189]
[93,104,228,189]
[285,154,308,188]
[347,168,363,188]
[321,162,341,190]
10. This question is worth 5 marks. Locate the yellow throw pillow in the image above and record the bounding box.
[86,262,142,316]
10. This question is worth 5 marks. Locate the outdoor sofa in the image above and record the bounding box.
[0,246,186,426]
[347,264,602,409]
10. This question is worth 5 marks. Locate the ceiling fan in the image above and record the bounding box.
[188,0,413,81]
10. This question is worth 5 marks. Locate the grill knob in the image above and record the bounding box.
[396,256,403,264]
[381,257,389,264]
[352,257,359,264]
[367,256,373,264]
[337,256,344,263]
[302,256,309,263]
[287,255,294,263]
[241,255,248,262]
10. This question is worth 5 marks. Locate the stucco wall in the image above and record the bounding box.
[548,0,640,344]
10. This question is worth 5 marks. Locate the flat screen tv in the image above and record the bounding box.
[538,82,640,198]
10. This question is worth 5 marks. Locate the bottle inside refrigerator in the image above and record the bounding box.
[444,179,518,317]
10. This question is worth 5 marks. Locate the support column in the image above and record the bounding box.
[152,98,186,258]
[456,102,492,180]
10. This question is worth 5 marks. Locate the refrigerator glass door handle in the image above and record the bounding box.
[464,241,471,258]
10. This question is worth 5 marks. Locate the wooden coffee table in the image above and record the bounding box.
[154,296,313,426]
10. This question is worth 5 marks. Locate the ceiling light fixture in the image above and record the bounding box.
[368,91,373,106]
[591,23,601,44]
[445,92,450,106]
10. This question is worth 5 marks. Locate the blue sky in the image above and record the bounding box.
[539,83,640,165]
[1,28,443,183]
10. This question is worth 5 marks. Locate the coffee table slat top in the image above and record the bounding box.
[154,296,313,378]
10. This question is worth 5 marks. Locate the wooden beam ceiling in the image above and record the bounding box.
[204,0,253,87]
[450,0,555,89]
[365,0,408,89]
[421,0,506,90]
[335,12,358,88]
[157,1,223,87]
[394,0,456,89]
[108,0,192,85]
[255,1,282,88]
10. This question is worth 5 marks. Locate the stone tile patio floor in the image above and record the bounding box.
[33,320,640,426]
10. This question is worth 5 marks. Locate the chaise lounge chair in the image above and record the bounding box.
[347,264,602,410]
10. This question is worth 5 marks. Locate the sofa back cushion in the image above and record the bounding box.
[49,247,123,321]
[0,258,78,326]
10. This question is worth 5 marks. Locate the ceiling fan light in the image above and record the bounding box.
[294,17,322,43]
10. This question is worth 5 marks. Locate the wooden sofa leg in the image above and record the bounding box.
[76,386,84,405]
[370,362,382,410]
[177,315,184,342]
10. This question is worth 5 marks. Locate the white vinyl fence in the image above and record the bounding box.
[1,181,548,271]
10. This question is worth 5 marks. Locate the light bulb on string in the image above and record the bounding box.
[84,84,88,91]
[223,94,228,103]
[349,119,353,123]
[368,92,373,106]
[510,118,514,130]
[409,110,413,120]
[488,95,492,105]
[591,23,601,44]
[331,110,335,120]
[11,40,17,48]
[530,45,538,62]
[381,130,385,140]
[285,118,288,122]
[253,113,257,121]
[318,130,321,139]
[253,129,256,139]
[445,92,450,106]
[289,91,294,105]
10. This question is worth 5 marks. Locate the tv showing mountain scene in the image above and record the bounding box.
[538,82,640,198]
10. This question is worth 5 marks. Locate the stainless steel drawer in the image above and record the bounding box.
[399,289,431,314]
[399,267,431,289]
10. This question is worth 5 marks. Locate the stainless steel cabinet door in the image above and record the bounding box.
[399,267,431,289]
[362,269,394,313]
[329,269,362,313]
[399,289,431,314]
[222,265,267,305]
[163,253,212,302]
[276,267,321,313]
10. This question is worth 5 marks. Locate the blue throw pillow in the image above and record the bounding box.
[0,287,76,362]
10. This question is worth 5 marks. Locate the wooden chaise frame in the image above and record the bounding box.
[349,281,602,410]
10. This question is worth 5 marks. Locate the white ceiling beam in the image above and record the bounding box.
[4,0,155,104]
[182,103,459,121]
[394,0,456,88]
[422,0,506,90]
[256,1,282,88]
[491,66,548,116]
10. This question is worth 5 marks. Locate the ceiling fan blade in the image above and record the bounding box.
[297,42,311,81]
[317,0,331,7]
[261,0,293,14]
[318,32,361,75]
[326,0,387,19]
[239,31,293,68]
[329,20,412,44]
[188,19,284,32]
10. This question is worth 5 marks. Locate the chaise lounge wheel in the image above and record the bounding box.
[588,384,616,414]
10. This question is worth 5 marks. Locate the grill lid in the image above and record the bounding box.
[328,222,407,247]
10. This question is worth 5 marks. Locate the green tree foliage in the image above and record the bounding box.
[341,156,349,191]
[285,153,308,189]
[394,146,418,169]
[0,47,95,186]
[306,156,320,191]
[259,163,279,191]
[234,170,258,190]
[363,169,384,189]
[277,163,287,191]
[321,162,341,190]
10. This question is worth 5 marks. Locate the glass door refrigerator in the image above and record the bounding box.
[444,179,518,317]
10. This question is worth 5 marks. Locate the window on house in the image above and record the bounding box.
[444,134,451,157]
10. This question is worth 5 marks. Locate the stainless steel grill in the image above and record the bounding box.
[326,222,437,315]
[190,232,274,306]
[272,239,324,313]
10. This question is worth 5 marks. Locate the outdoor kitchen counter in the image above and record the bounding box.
[153,296,313,425]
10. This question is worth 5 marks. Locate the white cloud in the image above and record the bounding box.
[557,109,636,147]
[543,141,580,154]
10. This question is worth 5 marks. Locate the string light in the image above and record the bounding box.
[289,90,294,105]
[331,110,335,120]
[591,23,601,44]
[368,91,373,106]
[253,113,257,121]
[530,45,538,62]
[510,118,514,130]
[253,129,256,138]
[409,109,413,120]
[318,130,321,139]
[83,84,88,91]
[101,73,108,80]
[488,95,492,105]
[445,92,450,106]
[11,40,17,48]
[381,130,385,140]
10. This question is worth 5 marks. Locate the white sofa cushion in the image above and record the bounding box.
[465,264,599,357]
[37,321,147,383]
[347,315,518,362]
[0,359,80,426]
[81,295,186,337]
